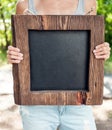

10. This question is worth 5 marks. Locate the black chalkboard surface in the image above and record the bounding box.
[29,30,90,91]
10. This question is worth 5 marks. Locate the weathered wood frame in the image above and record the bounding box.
[12,15,104,105]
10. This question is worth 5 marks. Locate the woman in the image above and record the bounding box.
[7,0,111,130]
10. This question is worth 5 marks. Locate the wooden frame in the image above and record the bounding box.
[12,15,104,105]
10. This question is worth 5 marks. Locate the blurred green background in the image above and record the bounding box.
[0,0,112,73]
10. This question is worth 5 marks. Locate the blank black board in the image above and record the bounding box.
[28,30,90,91]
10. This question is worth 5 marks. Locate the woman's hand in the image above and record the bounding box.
[93,42,111,60]
[7,46,23,64]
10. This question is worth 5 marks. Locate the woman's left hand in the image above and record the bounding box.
[93,42,111,60]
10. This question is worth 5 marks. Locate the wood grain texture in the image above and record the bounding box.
[11,15,104,105]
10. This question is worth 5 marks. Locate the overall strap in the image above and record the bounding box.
[75,0,85,15]
[28,0,37,14]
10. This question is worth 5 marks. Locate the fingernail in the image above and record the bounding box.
[20,56,23,59]
[96,46,98,49]
[93,50,96,53]
[20,53,23,56]
[19,53,23,56]
[17,48,20,52]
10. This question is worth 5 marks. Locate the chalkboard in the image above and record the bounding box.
[29,30,90,91]
[12,15,104,105]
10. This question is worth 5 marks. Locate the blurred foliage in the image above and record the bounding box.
[108,111,112,119]
[0,0,112,72]
[0,0,16,64]
[97,0,112,73]
[97,0,112,61]
[104,61,112,74]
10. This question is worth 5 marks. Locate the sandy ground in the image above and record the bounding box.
[0,64,112,130]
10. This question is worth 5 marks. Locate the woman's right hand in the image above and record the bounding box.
[7,46,23,64]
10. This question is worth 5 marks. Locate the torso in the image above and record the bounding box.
[16,0,96,15]
[33,0,80,15]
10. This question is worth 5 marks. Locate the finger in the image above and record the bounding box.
[95,54,109,60]
[95,42,109,49]
[7,50,23,57]
[7,53,23,62]
[93,46,110,53]
[8,46,20,52]
[8,59,21,64]
[94,50,110,56]
[7,54,23,60]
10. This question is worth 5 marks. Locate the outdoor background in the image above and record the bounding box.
[0,0,112,130]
